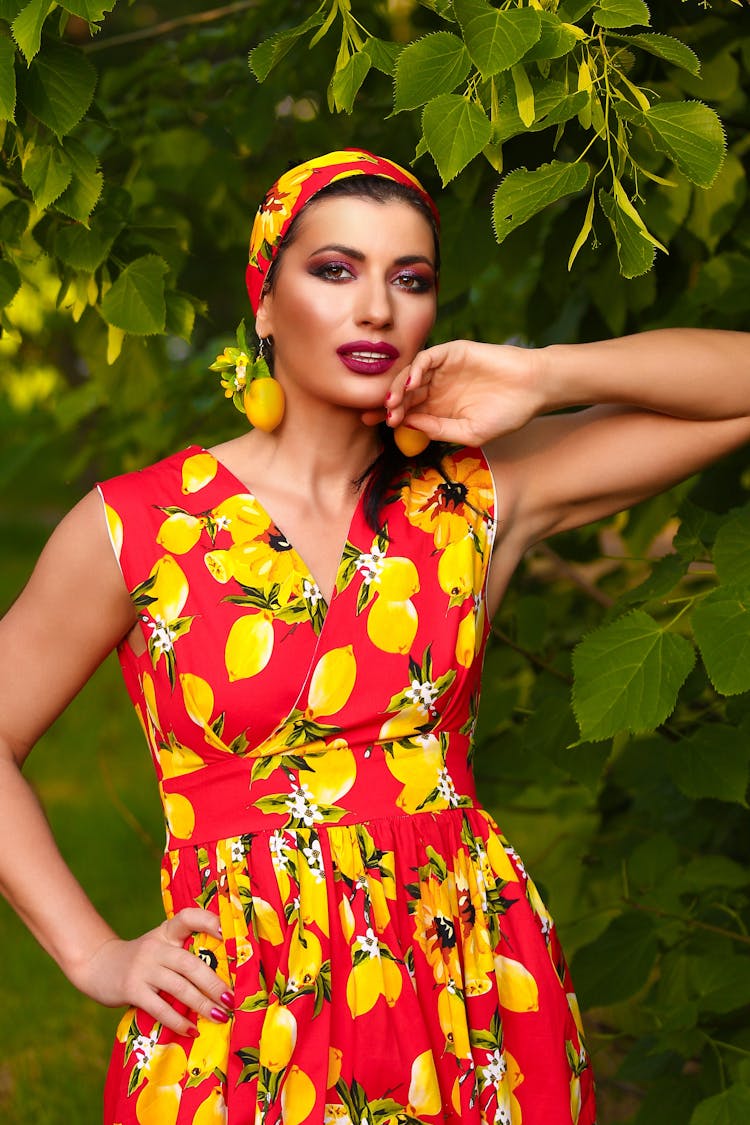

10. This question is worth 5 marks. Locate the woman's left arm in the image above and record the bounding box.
[386,328,750,552]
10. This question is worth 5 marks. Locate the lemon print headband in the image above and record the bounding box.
[245,148,441,314]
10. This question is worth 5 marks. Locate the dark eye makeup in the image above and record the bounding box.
[308,257,435,292]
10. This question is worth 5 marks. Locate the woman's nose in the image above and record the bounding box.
[355,279,394,328]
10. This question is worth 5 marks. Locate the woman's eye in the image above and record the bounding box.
[395,272,431,292]
[314,262,353,281]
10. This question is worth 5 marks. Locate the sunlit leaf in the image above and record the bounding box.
[0,35,16,121]
[599,188,656,278]
[249,11,325,83]
[624,33,700,76]
[393,33,471,113]
[619,100,725,189]
[453,0,541,79]
[330,51,370,113]
[492,159,589,245]
[422,94,491,185]
[55,136,102,222]
[54,208,123,271]
[10,0,50,63]
[521,12,578,63]
[690,1085,750,1125]
[593,0,650,29]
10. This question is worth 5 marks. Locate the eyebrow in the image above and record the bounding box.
[309,243,435,269]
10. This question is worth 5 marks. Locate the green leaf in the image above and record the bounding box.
[593,0,650,29]
[55,136,102,222]
[17,42,96,138]
[599,188,655,278]
[422,94,491,185]
[559,0,595,18]
[330,51,370,114]
[21,138,72,209]
[249,11,325,83]
[713,506,750,587]
[572,609,695,740]
[0,199,29,244]
[625,101,725,189]
[664,723,750,806]
[691,586,750,696]
[568,188,595,270]
[511,63,534,127]
[100,254,168,335]
[0,35,16,121]
[492,159,589,245]
[11,0,50,63]
[521,12,578,63]
[363,37,401,76]
[393,33,471,113]
[165,291,196,341]
[54,208,123,271]
[492,82,588,145]
[0,258,21,308]
[687,152,747,254]
[59,1,115,18]
[453,0,541,80]
[571,912,658,1008]
[620,553,689,607]
[690,1085,750,1125]
[624,33,700,77]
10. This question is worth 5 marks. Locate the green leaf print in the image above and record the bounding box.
[237,991,270,1013]
[235,1046,260,1085]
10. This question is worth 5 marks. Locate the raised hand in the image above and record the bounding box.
[369,340,546,447]
[70,907,232,1035]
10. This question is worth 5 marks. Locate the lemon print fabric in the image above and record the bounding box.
[98,445,596,1125]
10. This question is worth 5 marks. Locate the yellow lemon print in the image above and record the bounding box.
[252,896,284,945]
[288,922,323,991]
[180,673,215,726]
[214,494,268,544]
[367,596,418,655]
[374,556,420,600]
[204,549,233,584]
[438,986,470,1058]
[455,609,476,669]
[224,612,274,681]
[193,1087,228,1125]
[378,704,428,742]
[187,1018,231,1083]
[567,991,585,1037]
[307,646,357,717]
[485,832,519,883]
[259,1003,297,1072]
[345,955,402,1018]
[408,1049,441,1117]
[437,536,475,600]
[281,1065,316,1125]
[157,512,203,555]
[182,452,217,494]
[104,502,123,559]
[163,790,196,839]
[495,954,540,1012]
[339,896,356,944]
[148,555,189,623]
[327,1047,343,1090]
[136,1080,181,1125]
[324,1103,352,1123]
[142,672,160,729]
[303,746,357,805]
[571,1075,582,1124]
[451,1075,462,1115]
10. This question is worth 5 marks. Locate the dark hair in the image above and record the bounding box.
[262,174,446,534]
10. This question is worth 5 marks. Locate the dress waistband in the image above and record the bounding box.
[160,735,478,850]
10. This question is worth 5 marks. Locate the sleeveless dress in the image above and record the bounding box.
[97,444,596,1125]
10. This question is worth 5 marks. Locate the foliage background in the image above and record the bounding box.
[1,1,750,1121]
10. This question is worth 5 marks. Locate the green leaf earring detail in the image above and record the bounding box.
[210,320,285,432]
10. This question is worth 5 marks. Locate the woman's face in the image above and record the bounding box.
[255,195,438,412]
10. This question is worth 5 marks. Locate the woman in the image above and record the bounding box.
[1,149,748,1125]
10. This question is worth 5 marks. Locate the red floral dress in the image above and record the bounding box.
[98,445,595,1125]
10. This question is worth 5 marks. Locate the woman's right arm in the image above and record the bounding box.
[0,490,232,1033]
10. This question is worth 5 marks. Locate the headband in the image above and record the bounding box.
[245,149,440,314]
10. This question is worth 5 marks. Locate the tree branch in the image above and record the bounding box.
[83,2,259,53]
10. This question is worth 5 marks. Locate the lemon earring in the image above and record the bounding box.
[245,336,285,432]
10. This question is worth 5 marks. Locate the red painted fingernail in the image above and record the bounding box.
[405,376,412,389]
[221,991,234,1007]
[386,410,392,421]
[186,1026,199,1038]
[385,391,393,403]
[210,1007,230,1023]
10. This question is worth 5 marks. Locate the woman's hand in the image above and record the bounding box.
[69,908,232,1035]
[363,340,546,445]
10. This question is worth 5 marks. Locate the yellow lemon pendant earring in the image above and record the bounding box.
[210,322,285,432]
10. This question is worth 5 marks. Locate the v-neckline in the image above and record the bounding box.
[195,445,365,610]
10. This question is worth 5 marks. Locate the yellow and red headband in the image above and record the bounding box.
[245,148,440,313]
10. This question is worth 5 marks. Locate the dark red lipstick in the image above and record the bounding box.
[337,340,400,375]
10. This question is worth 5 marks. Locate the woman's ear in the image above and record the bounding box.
[255,290,273,341]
